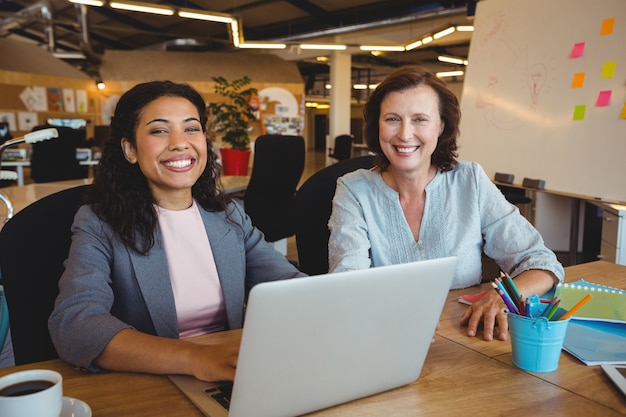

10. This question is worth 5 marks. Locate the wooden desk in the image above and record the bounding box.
[0,176,250,225]
[0,261,624,416]
[2,157,99,186]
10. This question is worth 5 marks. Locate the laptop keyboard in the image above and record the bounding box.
[205,383,233,410]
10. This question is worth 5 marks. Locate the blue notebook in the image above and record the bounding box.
[562,320,626,366]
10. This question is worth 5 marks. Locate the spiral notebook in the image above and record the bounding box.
[555,278,626,323]
[557,279,626,366]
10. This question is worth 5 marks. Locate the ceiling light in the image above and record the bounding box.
[359,45,405,52]
[229,19,241,47]
[109,1,174,16]
[300,44,347,50]
[436,70,464,78]
[316,56,329,62]
[421,36,433,45]
[433,26,456,39]
[456,25,474,31]
[404,39,423,51]
[52,51,86,59]
[437,55,468,65]
[178,9,232,23]
[96,79,106,90]
[353,84,368,90]
[69,0,104,6]
[239,42,286,49]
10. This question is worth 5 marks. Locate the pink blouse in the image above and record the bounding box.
[156,201,226,338]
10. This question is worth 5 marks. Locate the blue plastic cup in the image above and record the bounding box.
[508,301,570,372]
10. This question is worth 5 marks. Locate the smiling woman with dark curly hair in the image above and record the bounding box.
[49,80,305,382]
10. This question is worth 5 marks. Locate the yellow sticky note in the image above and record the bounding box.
[573,105,586,120]
[602,62,617,78]
[620,104,626,119]
[601,17,615,35]
[572,72,585,88]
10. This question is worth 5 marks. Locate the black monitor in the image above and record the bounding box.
[92,125,111,148]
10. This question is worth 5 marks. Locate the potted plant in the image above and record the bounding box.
[208,75,258,175]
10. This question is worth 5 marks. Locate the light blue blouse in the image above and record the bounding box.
[328,161,564,289]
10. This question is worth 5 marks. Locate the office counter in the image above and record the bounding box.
[0,261,624,416]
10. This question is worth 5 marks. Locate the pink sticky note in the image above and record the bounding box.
[596,90,612,107]
[570,42,585,58]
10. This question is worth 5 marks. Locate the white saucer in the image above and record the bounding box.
[62,396,92,417]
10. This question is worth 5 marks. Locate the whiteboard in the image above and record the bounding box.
[458,0,626,203]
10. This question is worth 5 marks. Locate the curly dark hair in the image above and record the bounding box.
[85,80,230,255]
[363,65,460,172]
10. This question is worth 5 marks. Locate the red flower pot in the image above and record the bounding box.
[220,148,251,176]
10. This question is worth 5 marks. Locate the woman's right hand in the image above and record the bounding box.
[188,340,240,382]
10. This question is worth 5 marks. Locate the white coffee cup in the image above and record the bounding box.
[0,369,63,417]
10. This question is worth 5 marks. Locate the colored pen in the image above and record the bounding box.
[558,294,592,321]
[494,280,520,314]
[501,272,523,305]
[545,300,561,320]
[540,297,557,317]
[525,298,531,317]
[491,282,519,314]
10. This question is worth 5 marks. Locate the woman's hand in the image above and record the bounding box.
[460,290,508,341]
[188,341,240,382]
[95,329,240,381]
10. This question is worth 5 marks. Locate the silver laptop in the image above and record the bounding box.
[169,256,458,417]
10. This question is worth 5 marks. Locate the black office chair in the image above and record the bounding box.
[328,134,353,161]
[244,134,305,246]
[0,185,89,365]
[0,122,15,188]
[0,122,11,146]
[294,155,375,275]
[30,125,88,183]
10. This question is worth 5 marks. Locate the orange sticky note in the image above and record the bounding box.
[573,105,586,120]
[620,104,626,119]
[602,62,617,78]
[570,42,585,58]
[601,17,615,35]
[572,72,585,88]
[596,90,612,107]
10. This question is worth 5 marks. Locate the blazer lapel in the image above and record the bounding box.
[200,208,246,329]
[128,231,179,338]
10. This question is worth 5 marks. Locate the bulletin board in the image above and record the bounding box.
[458,0,626,203]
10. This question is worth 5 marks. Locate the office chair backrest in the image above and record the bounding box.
[30,125,88,183]
[244,135,305,242]
[328,134,353,161]
[0,185,89,365]
[294,155,375,275]
[0,121,11,146]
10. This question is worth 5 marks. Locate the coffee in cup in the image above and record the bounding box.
[0,369,63,417]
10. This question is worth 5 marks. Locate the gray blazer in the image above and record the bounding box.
[48,200,305,371]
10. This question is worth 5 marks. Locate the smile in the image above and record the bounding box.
[394,146,419,153]
[163,159,193,168]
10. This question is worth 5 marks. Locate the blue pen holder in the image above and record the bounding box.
[507,297,570,372]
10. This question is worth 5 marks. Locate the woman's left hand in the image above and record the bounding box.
[460,290,508,341]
